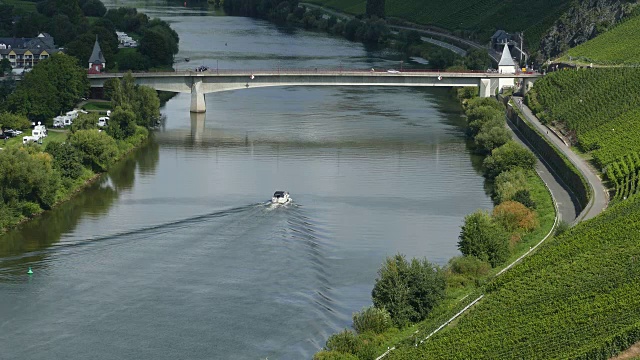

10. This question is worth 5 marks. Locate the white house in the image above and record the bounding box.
[498,43,517,91]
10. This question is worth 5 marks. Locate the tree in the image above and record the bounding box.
[474,122,511,154]
[68,129,119,172]
[106,107,137,140]
[494,167,528,204]
[372,254,446,326]
[81,0,106,17]
[458,211,510,267]
[0,58,11,76]
[45,141,85,179]
[132,86,160,127]
[0,112,30,130]
[5,53,89,122]
[483,141,537,179]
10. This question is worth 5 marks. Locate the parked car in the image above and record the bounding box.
[22,135,39,144]
[3,129,22,137]
[0,133,9,140]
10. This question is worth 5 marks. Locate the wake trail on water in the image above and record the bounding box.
[0,203,262,268]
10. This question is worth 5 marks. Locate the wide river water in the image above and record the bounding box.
[0,3,492,359]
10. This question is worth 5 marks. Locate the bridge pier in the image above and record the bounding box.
[521,78,536,96]
[190,80,206,113]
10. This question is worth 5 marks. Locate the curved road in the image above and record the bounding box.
[513,96,608,222]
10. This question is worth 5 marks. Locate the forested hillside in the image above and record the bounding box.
[306,0,571,49]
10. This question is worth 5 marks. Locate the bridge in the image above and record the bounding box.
[87,69,541,113]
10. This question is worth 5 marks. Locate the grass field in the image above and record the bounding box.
[0,0,36,13]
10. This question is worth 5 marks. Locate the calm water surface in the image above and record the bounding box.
[0,4,492,359]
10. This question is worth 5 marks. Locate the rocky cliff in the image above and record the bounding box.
[538,0,639,60]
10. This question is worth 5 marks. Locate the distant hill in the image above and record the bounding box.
[557,13,640,65]
[305,0,572,50]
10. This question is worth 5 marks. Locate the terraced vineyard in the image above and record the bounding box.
[606,152,640,203]
[561,14,640,65]
[387,194,640,359]
[305,0,570,48]
[526,68,640,169]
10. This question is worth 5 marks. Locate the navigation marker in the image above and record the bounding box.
[27,267,33,275]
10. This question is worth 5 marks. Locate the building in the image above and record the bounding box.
[0,33,62,71]
[498,43,517,91]
[490,30,515,52]
[88,36,106,74]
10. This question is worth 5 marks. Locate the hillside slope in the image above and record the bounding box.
[387,193,640,359]
[305,0,571,49]
[558,13,640,65]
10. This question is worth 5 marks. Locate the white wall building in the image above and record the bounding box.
[498,43,517,91]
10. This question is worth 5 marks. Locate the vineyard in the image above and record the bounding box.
[305,0,570,48]
[560,13,640,65]
[526,68,640,168]
[387,194,640,359]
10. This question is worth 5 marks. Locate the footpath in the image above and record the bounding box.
[512,96,608,221]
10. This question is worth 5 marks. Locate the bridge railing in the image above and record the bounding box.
[89,68,539,77]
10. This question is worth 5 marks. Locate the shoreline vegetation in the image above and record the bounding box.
[313,89,557,359]
[0,0,179,233]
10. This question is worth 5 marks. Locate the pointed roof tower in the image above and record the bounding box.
[499,43,516,67]
[89,35,106,66]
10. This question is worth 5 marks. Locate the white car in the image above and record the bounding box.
[387,69,401,74]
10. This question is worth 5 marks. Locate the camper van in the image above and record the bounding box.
[53,115,72,128]
[98,117,109,127]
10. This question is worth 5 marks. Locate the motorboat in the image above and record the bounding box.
[271,191,291,204]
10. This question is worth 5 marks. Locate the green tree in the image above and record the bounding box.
[372,254,446,326]
[0,58,11,76]
[4,53,89,122]
[132,86,160,127]
[81,0,106,17]
[458,210,510,267]
[70,113,99,133]
[106,107,137,140]
[483,141,537,179]
[0,112,31,130]
[474,122,511,154]
[45,141,85,179]
[68,129,119,171]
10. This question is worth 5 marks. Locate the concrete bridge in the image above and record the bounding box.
[87,69,541,113]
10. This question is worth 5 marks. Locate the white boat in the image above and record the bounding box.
[271,191,291,204]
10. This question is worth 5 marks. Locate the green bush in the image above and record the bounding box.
[313,350,359,360]
[512,189,537,209]
[445,255,491,288]
[494,168,528,204]
[458,210,510,267]
[483,141,537,179]
[352,306,392,334]
[371,254,446,327]
[325,330,362,354]
[474,122,511,154]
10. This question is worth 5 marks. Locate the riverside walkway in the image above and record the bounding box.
[512,96,608,221]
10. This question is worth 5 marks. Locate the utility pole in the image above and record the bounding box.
[520,32,524,65]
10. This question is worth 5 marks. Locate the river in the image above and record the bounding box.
[0,3,493,359]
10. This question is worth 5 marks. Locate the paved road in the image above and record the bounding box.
[512,96,608,222]
[505,115,577,223]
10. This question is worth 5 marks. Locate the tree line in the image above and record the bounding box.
[0,0,179,72]
[314,91,544,359]
[0,54,161,232]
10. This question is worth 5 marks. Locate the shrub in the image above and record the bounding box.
[458,210,510,267]
[512,189,537,209]
[325,330,362,355]
[352,306,392,334]
[494,168,528,204]
[445,255,491,288]
[493,200,538,234]
[474,122,511,154]
[313,351,359,360]
[371,254,446,327]
[483,141,537,179]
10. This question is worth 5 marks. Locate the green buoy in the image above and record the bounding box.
[27,267,33,275]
